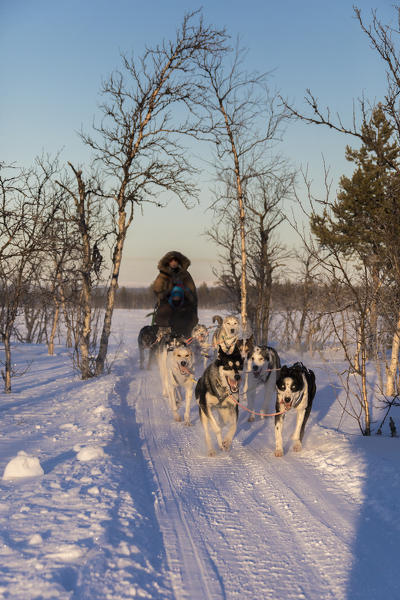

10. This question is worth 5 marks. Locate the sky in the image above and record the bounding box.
[1,0,397,286]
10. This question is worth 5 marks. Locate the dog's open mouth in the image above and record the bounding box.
[226,376,240,394]
[179,364,192,377]
[281,398,293,411]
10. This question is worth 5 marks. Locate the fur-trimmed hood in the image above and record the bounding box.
[152,250,197,304]
[157,250,191,272]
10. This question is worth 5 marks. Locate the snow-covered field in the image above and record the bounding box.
[1,309,399,600]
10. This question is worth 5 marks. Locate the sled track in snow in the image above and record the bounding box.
[128,368,356,600]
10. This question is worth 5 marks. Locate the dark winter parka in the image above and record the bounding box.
[152,251,198,336]
[152,251,197,307]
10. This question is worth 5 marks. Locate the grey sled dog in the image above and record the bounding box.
[274,362,316,457]
[195,345,244,456]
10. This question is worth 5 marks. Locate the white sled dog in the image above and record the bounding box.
[164,343,195,425]
[156,331,187,398]
[195,344,244,456]
[274,362,316,457]
[212,315,240,354]
[190,323,211,370]
[245,345,281,422]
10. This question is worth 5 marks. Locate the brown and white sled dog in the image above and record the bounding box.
[195,345,244,456]
[244,345,281,422]
[212,315,240,354]
[164,343,195,425]
[274,362,316,457]
[190,323,211,370]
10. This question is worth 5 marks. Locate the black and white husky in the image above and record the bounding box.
[274,362,316,457]
[195,345,244,456]
[244,345,281,422]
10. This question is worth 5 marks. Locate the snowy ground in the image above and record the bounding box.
[1,309,399,600]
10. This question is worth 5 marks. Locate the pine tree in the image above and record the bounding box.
[311,104,400,263]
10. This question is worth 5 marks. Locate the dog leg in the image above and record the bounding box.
[274,412,285,457]
[183,383,193,426]
[292,408,306,452]
[220,405,237,451]
[159,350,169,398]
[245,373,257,423]
[139,345,145,369]
[202,396,224,453]
[166,376,182,422]
[241,367,253,422]
[147,347,155,370]
[260,372,275,420]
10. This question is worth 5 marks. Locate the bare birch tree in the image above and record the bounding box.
[56,163,109,378]
[79,11,228,375]
[0,159,62,391]
[194,42,288,333]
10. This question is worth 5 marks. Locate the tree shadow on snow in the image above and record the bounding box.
[72,364,173,599]
[344,435,400,599]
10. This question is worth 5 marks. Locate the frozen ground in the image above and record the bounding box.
[0,309,399,599]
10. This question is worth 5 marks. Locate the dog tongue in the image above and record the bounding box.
[228,377,238,392]
[179,364,191,376]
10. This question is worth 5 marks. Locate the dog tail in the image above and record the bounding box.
[212,315,223,326]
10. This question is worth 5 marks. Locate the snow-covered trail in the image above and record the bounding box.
[120,364,358,600]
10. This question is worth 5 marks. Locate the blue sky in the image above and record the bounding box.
[1,0,396,285]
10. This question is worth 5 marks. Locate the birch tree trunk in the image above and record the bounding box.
[48,302,59,356]
[2,332,12,393]
[219,100,248,332]
[385,308,400,396]
[95,221,126,375]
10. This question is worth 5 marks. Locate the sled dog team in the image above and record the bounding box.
[138,315,316,457]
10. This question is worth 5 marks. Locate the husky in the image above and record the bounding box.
[245,345,281,422]
[155,329,187,398]
[212,315,240,354]
[164,343,195,425]
[195,345,244,456]
[190,323,211,370]
[274,362,316,457]
[137,324,158,369]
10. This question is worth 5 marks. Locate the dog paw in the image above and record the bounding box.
[173,413,182,422]
[275,449,283,457]
[293,441,302,452]
[222,440,231,451]
[184,420,193,427]
[208,449,217,457]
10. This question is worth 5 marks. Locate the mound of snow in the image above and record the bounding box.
[2,451,44,480]
[28,534,44,546]
[76,445,106,462]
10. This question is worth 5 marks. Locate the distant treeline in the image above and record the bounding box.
[91,280,338,311]
[92,282,231,310]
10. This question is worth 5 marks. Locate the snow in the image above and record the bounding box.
[76,446,106,462]
[0,308,399,599]
[2,451,44,480]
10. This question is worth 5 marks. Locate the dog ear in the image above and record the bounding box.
[278,365,289,380]
[215,345,226,366]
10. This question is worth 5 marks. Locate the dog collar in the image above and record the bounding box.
[293,390,304,408]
